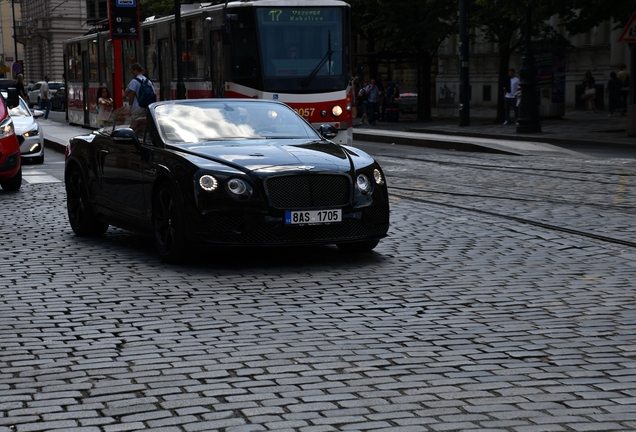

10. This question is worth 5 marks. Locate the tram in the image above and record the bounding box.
[63,0,354,144]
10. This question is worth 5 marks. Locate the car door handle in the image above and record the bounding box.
[145,168,157,176]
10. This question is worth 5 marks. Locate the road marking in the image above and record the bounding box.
[22,170,62,184]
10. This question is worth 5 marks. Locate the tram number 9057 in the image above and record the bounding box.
[294,108,315,118]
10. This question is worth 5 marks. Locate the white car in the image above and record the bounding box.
[27,81,63,108]
[9,97,45,164]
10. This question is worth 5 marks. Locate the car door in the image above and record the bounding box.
[94,128,147,223]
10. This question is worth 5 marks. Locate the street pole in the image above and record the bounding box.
[516,5,541,133]
[11,0,18,78]
[175,0,186,100]
[458,0,470,126]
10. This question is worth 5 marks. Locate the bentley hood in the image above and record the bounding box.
[180,139,355,172]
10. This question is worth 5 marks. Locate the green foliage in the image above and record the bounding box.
[140,0,183,21]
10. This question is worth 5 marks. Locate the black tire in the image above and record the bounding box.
[0,167,22,191]
[336,239,380,253]
[66,167,108,236]
[153,182,188,263]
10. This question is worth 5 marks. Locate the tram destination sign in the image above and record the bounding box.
[265,8,328,22]
[109,0,140,40]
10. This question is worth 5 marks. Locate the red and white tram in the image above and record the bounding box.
[63,0,354,144]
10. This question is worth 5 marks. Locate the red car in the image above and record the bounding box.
[0,95,21,191]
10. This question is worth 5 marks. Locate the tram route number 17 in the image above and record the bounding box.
[294,108,315,118]
[268,10,283,21]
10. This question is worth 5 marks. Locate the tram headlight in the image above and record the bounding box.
[331,105,343,117]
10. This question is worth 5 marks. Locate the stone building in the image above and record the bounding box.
[436,18,631,114]
[15,0,88,84]
[0,0,22,79]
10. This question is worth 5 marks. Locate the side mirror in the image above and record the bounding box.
[112,128,139,145]
[32,109,45,119]
[319,124,338,140]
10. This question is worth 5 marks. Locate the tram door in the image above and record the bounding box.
[82,50,90,126]
[158,39,172,101]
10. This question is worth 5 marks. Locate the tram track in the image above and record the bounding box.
[390,188,636,249]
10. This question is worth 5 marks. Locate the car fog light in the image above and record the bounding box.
[373,169,384,185]
[29,143,41,153]
[199,174,218,191]
[357,174,372,194]
[331,105,343,117]
[228,178,248,195]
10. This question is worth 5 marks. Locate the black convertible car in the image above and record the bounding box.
[64,99,390,262]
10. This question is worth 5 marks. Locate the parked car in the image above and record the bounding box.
[50,87,66,111]
[9,97,45,164]
[64,99,390,262]
[0,94,21,191]
[27,81,63,108]
[397,89,418,113]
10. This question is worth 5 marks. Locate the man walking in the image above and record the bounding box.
[503,69,520,125]
[617,64,630,115]
[39,75,52,120]
[364,78,380,126]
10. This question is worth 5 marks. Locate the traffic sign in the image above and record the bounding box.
[12,62,22,73]
[618,13,636,42]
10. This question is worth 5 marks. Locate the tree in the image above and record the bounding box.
[350,0,458,121]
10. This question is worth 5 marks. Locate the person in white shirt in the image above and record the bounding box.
[39,75,52,120]
[503,69,520,125]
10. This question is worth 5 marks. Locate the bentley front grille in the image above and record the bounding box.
[265,174,350,209]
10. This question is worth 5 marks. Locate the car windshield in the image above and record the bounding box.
[153,101,319,143]
[8,98,32,118]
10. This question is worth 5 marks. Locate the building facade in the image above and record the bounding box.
[0,0,22,79]
[436,17,631,114]
[15,0,88,85]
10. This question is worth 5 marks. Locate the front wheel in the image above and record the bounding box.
[66,167,108,236]
[153,182,188,263]
[0,167,22,191]
[336,239,380,253]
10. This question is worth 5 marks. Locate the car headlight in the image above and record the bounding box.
[356,174,372,195]
[199,174,218,192]
[0,117,15,138]
[226,178,252,200]
[331,105,343,117]
[24,124,40,137]
[373,169,384,185]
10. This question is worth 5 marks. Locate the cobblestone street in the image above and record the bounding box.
[2,141,636,432]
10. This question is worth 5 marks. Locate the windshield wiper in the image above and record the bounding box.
[301,31,333,89]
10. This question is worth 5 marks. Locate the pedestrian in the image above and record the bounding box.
[39,75,52,119]
[97,86,113,127]
[581,71,596,113]
[503,69,520,125]
[364,78,380,126]
[606,72,622,117]
[358,82,369,125]
[381,78,397,121]
[617,64,630,115]
[15,74,27,100]
[122,62,154,108]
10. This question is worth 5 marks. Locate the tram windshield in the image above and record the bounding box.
[254,7,347,93]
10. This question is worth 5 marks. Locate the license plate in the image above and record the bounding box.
[285,209,342,225]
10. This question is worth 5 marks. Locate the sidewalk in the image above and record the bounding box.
[41,107,635,156]
[355,107,635,154]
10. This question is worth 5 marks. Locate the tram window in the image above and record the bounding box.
[89,39,98,82]
[256,8,344,79]
[185,20,204,79]
[230,10,260,80]
[143,28,158,80]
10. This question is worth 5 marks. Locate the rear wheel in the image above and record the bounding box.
[336,239,380,253]
[66,167,108,236]
[153,182,188,263]
[0,167,22,191]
